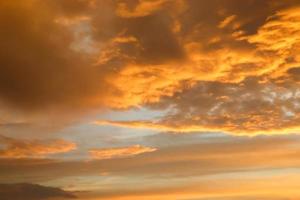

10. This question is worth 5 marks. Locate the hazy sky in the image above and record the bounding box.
[1,0,300,199]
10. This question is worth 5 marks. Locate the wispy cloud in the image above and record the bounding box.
[0,135,76,158]
[89,145,157,160]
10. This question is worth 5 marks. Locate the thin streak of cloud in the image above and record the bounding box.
[89,145,157,160]
[0,135,76,158]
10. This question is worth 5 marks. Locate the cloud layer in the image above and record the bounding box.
[1,1,300,199]
[0,0,300,134]
[1,134,300,199]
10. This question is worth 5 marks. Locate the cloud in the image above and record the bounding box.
[91,1,300,134]
[97,77,300,135]
[287,67,300,82]
[94,119,216,132]
[89,145,157,160]
[0,0,105,111]
[2,1,300,199]
[115,0,168,18]
[0,183,76,200]
[2,134,300,183]
[1,0,300,135]
[0,135,76,158]
[2,134,300,198]
[218,15,237,29]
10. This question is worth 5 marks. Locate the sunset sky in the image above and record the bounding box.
[1,0,300,199]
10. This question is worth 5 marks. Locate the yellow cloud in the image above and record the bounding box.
[1,0,300,136]
[89,145,157,160]
[116,0,168,18]
[0,136,76,158]
[99,6,300,135]
[218,15,237,29]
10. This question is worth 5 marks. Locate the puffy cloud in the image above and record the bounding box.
[1,1,300,199]
[1,0,300,135]
[0,183,76,200]
[241,6,300,80]
[98,77,300,135]
[89,145,156,160]
[0,135,76,158]
[92,2,300,138]
[93,4,300,134]
[0,0,105,111]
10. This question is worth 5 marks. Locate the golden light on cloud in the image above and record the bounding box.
[94,119,219,133]
[96,5,300,135]
[95,119,300,136]
[89,145,157,160]
[1,0,300,135]
[1,0,300,199]
[0,136,76,158]
[116,0,168,18]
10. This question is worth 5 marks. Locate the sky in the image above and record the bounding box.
[0,0,300,199]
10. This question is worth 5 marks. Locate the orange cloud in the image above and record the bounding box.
[116,0,168,18]
[2,134,300,183]
[2,1,300,199]
[102,5,300,117]
[1,0,300,135]
[94,119,213,133]
[3,135,300,199]
[89,145,157,160]
[0,136,76,158]
[96,75,300,135]
[218,15,237,29]
[242,6,300,80]
[95,119,300,136]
